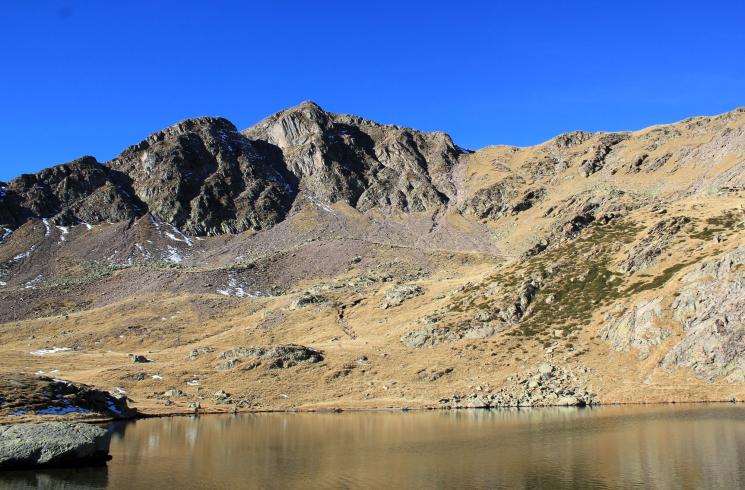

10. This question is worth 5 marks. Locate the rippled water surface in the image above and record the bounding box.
[3,405,745,489]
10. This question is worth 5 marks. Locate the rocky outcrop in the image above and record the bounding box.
[662,246,745,381]
[290,293,329,310]
[381,284,424,309]
[0,375,135,419]
[578,133,628,177]
[600,297,671,359]
[0,422,111,469]
[619,216,691,273]
[401,323,497,349]
[440,363,599,407]
[459,176,544,220]
[216,344,324,369]
[536,189,640,251]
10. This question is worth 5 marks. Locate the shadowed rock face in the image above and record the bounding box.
[109,117,296,236]
[0,156,142,228]
[244,101,461,213]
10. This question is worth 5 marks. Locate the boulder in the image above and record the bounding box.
[381,284,424,309]
[0,422,111,470]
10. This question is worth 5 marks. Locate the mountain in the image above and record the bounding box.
[1,102,744,418]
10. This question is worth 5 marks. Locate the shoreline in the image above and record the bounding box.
[3,398,743,426]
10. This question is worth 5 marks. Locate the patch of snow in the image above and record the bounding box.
[24,274,43,289]
[42,218,51,237]
[13,245,37,262]
[56,226,69,242]
[166,225,193,246]
[31,347,73,356]
[151,374,162,380]
[308,195,335,214]
[37,405,91,415]
[149,214,161,229]
[34,370,45,375]
[0,282,6,287]
[115,387,126,395]
[166,246,183,264]
[83,223,93,230]
[217,273,261,298]
[1,228,12,243]
[186,380,199,386]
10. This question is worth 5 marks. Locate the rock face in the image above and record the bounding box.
[662,246,745,381]
[108,117,295,236]
[601,297,671,359]
[619,216,691,273]
[244,101,460,213]
[0,422,111,469]
[0,156,142,228]
[459,177,543,220]
[578,133,628,177]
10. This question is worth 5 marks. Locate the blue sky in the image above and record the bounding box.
[1,0,744,181]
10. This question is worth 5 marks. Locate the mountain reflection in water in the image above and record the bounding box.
[2,405,744,489]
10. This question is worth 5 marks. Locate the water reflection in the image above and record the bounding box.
[2,405,744,489]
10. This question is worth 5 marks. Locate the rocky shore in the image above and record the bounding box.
[439,364,600,408]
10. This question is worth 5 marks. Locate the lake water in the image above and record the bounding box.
[2,405,745,489]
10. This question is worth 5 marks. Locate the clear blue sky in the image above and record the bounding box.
[1,0,744,181]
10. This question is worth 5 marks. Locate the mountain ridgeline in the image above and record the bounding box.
[0,102,461,236]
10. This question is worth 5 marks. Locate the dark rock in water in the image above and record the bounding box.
[0,422,111,470]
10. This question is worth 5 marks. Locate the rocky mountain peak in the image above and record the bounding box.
[244,101,461,212]
[244,101,330,149]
